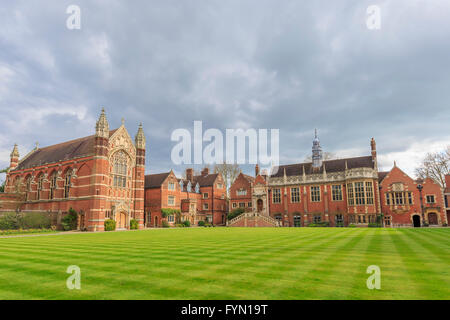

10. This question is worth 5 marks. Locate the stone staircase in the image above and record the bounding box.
[227,212,280,227]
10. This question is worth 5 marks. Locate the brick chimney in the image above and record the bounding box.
[370,137,378,170]
[201,167,209,176]
[186,168,193,181]
[255,164,260,176]
[445,174,450,191]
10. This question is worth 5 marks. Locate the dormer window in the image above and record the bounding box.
[195,183,200,193]
[179,180,184,191]
[187,181,192,192]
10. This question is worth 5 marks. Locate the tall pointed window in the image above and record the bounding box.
[113,151,128,188]
[37,174,44,200]
[50,172,57,199]
[64,170,72,198]
[25,176,32,201]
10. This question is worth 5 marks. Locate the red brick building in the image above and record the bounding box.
[144,167,227,226]
[0,109,146,231]
[229,133,383,227]
[445,175,450,225]
[378,166,447,227]
[229,132,449,228]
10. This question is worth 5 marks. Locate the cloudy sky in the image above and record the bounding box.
[1,0,449,181]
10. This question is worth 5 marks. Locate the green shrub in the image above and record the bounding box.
[104,219,116,231]
[204,222,212,227]
[130,219,139,230]
[21,212,51,229]
[175,224,184,228]
[197,220,205,227]
[348,224,356,228]
[162,220,170,228]
[308,221,329,227]
[161,208,181,218]
[0,212,20,230]
[182,220,191,227]
[0,212,52,230]
[228,208,245,220]
[0,228,55,236]
[61,208,78,231]
[368,223,381,228]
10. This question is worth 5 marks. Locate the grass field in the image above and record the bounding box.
[0,227,449,300]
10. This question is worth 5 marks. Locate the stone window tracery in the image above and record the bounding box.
[112,151,128,188]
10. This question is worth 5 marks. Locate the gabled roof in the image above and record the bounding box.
[145,172,171,189]
[242,174,255,183]
[270,156,375,177]
[193,173,220,187]
[13,129,118,171]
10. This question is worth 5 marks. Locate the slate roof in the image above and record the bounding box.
[270,156,375,178]
[13,129,118,171]
[144,172,171,189]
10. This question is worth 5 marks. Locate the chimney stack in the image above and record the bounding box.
[201,167,209,176]
[255,164,260,176]
[186,168,193,181]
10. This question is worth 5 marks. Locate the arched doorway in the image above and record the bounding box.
[154,216,159,227]
[293,215,301,227]
[257,199,263,212]
[116,211,127,229]
[428,213,438,225]
[413,215,421,228]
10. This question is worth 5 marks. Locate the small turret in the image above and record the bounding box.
[10,144,19,170]
[312,129,323,170]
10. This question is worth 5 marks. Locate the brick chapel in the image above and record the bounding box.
[0,109,146,231]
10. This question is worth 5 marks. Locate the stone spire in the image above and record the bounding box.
[10,144,19,169]
[135,123,146,150]
[312,129,323,170]
[95,107,109,138]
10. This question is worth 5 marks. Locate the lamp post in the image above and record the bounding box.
[417,184,426,227]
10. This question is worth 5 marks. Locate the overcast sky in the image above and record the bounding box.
[1,0,449,181]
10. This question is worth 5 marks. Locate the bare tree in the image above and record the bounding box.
[213,163,241,196]
[415,146,450,188]
[304,152,336,162]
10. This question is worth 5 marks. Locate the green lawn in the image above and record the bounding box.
[0,228,449,300]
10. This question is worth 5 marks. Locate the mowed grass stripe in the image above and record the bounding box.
[388,230,449,299]
[0,228,449,299]
[186,228,357,299]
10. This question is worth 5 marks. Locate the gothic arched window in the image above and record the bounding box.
[179,180,184,191]
[112,151,128,188]
[50,172,57,199]
[195,183,200,193]
[64,170,72,198]
[187,181,192,192]
[37,174,44,200]
[25,176,32,201]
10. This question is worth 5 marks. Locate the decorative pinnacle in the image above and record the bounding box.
[10,143,19,158]
[95,107,109,138]
[135,122,146,149]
